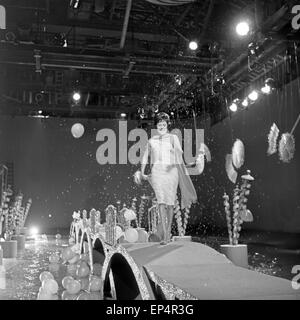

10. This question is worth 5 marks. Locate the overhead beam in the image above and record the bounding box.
[120,0,133,49]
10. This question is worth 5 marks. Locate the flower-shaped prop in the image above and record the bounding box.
[267,114,300,163]
[195,143,212,175]
[267,123,280,155]
[223,170,254,245]
[226,139,245,184]
[232,139,245,169]
[278,133,296,163]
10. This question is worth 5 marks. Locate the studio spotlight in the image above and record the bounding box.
[261,85,271,94]
[189,41,198,51]
[236,22,250,37]
[242,98,249,108]
[248,90,259,102]
[72,92,81,102]
[229,99,239,112]
[261,78,276,94]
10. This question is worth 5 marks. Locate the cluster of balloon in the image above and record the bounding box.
[61,257,103,300]
[37,271,59,300]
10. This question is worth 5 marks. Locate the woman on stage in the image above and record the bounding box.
[140,112,197,244]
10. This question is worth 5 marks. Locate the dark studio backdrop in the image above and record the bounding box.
[0,79,299,234]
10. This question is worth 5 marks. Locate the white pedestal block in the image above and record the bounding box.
[172,236,192,242]
[11,235,26,251]
[0,241,18,258]
[220,244,248,269]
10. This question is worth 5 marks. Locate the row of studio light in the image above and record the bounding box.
[229,78,276,113]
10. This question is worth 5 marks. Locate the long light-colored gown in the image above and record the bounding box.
[148,134,179,206]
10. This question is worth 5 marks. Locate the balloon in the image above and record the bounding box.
[61,290,78,300]
[66,280,81,295]
[92,263,103,277]
[78,277,89,291]
[42,279,59,294]
[37,288,53,300]
[115,226,124,240]
[124,209,136,221]
[89,275,102,292]
[62,276,74,289]
[68,253,80,264]
[124,228,138,243]
[39,271,54,283]
[71,243,81,254]
[137,229,148,243]
[49,253,60,264]
[89,292,103,300]
[71,123,85,139]
[119,235,128,243]
[56,234,62,240]
[76,292,91,300]
[62,247,76,261]
[76,261,90,278]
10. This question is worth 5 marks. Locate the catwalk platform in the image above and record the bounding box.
[1,237,299,300]
[98,239,300,300]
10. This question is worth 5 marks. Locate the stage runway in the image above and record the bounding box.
[121,241,300,300]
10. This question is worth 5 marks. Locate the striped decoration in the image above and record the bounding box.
[145,0,195,6]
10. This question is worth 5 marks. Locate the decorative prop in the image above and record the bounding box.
[267,123,280,155]
[225,154,238,184]
[124,227,139,243]
[223,170,254,246]
[223,193,233,245]
[105,205,117,246]
[232,139,245,169]
[277,113,300,163]
[278,133,296,163]
[137,195,147,228]
[174,196,184,237]
[124,208,136,222]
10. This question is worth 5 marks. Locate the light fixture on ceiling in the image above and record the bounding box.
[229,99,240,112]
[248,90,259,102]
[189,41,198,51]
[261,78,276,95]
[72,92,81,103]
[236,21,250,37]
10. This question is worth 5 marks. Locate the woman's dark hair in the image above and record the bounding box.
[154,112,171,126]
